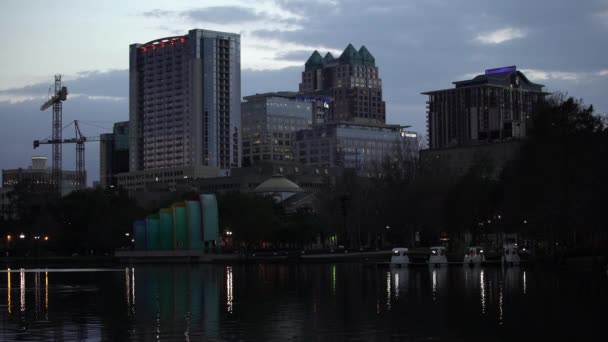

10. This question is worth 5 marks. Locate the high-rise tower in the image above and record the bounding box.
[299,44,385,124]
[129,29,241,175]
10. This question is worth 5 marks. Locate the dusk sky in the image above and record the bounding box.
[1,0,607,184]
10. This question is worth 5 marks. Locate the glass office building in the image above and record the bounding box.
[292,122,418,171]
[241,92,312,166]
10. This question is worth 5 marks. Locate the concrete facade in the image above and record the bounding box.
[129,29,241,174]
[422,66,547,149]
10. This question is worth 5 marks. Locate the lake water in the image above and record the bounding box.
[0,263,606,341]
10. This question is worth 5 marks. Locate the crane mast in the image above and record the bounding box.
[40,75,68,193]
[75,120,86,189]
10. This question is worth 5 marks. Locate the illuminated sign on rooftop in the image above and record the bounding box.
[485,66,516,75]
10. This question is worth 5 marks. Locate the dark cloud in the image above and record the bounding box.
[0,70,127,99]
[242,67,301,96]
[275,50,316,63]
[183,6,271,25]
[263,0,608,131]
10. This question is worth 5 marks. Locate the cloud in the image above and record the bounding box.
[521,69,586,81]
[0,69,127,105]
[598,70,608,77]
[183,6,269,24]
[475,27,526,44]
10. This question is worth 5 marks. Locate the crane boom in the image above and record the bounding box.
[33,120,101,190]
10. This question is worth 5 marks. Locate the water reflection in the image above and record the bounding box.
[0,265,606,341]
[6,269,11,314]
[481,269,486,314]
[44,271,48,318]
[226,266,233,314]
[386,271,391,309]
[19,270,25,312]
[431,267,447,302]
[390,268,409,300]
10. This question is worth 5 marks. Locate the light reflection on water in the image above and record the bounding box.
[0,264,606,341]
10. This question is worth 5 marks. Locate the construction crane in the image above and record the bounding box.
[34,120,100,190]
[39,75,68,192]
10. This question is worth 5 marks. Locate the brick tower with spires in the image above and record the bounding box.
[299,44,386,124]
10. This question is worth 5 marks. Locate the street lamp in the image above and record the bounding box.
[6,235,11,241]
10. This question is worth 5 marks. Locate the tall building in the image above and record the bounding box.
[100,121,130,189]
[299,44,385,124]
[129,29,241,176]
[292,122,418,171]
[422,66,547,150]
[241,92,313,166]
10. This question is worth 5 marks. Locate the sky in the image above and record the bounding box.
[1,0,607,184]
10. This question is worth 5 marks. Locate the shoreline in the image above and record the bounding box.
[1,252,605,268]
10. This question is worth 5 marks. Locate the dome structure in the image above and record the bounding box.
[254,175,304,193]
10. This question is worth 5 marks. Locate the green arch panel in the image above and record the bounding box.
[145,214,160,250]
[159,208,174,251]
[133,220,147,251]
[186,200,203,250]
[200,194,220,247]
[172,203,188,250]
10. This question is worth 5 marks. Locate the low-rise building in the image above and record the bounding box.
[2,157,81,196]
[292,121,418,172]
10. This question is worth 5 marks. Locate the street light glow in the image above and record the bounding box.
[6,235,11,241]
[19,234,25,239]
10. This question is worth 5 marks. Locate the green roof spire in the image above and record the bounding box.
[339,44,363,64]
[305,50,323,71]
[358,45,375,66]
[323,52,335,63]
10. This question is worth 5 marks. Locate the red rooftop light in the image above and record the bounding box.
[140,47,147,52]
[179,37,186,43]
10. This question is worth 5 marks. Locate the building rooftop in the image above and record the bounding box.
[254,175,304,193]
[242,91,299,102]
[422,66,547,95]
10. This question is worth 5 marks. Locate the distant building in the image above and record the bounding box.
[241,92,313,166]
[419,139,524,178]
[100,121,130,189]
[2,157,80,196]
[292,122,418,172]
[127,163,344,210]
[129,29,241,175]
[422,66,547,150]
[299,44,386,125]
[0,187,12,221]
[31,156,47,170]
